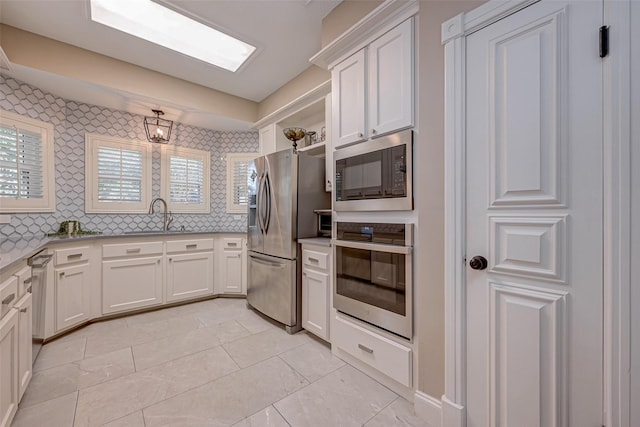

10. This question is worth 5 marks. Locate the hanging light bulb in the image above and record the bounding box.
[144,109,173,144]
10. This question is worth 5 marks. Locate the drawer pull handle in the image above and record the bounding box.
[20,308,28,313]
[227,242,238,247]
[2,294,15,305]
[26,286,32,294]
[358,344,374,354]
[67,253,83,259]
[308,257,319,263]
[186,244,197,249]
[60,272,65,278]
[126,248,141,253]
[23,277,32,285]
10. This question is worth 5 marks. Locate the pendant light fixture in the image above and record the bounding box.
[144,109,173,144]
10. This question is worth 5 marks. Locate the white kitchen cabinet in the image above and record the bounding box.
[55,262,91,331]
[166,238,214,302]
[15,292,32,400]
[332,18,414,149]
[53,245,92,333]
[0,308,18,427]
[103,256,163,314]
[300,243,331,341]
[216,237,246,295]
[332,49,366,148]
[259,124,277,155]
[324,93,333,192]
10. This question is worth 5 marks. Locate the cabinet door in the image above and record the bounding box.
[0,309,18,427]
[324,93,334,192]
[102,256,163,314]
[332,49,366,148]
[55,263,90,332]
[15,293,32,401]
[166,252,214,302]
[302,268,329,340]
[220,250,244,294]
[259,124,276,155]
[368,18,414,137]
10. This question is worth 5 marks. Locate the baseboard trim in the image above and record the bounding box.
[441,396,465,427]
[414,391,442,427]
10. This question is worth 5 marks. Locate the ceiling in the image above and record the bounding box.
[0,0,340,130]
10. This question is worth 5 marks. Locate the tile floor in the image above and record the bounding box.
[12,298,427,427]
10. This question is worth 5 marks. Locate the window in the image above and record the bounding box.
[85,133,151,213]
[226,153,258,214]
[0,109,55,213]
[161,146,210,213]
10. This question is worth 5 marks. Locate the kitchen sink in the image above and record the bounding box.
[123,230,187,234]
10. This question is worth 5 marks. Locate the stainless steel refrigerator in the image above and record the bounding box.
[247,148,329,333]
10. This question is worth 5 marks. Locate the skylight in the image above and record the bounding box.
[89,0,256,72]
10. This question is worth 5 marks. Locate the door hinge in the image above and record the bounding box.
[599,26,609,58]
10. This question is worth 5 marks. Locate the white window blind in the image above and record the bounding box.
[169,155,204,204]
[161,146,210,213]
[97,146,143,202]
[0,109,55,213]
[85,133,151,213]
[226,153,257,213]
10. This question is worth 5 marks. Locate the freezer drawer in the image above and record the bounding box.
[247,252,297,327]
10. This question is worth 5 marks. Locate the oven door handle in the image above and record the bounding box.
[332,239,412,255]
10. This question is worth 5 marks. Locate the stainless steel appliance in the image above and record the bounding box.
[314,209,332,237]
[28,250,53,363]
[247,148,330,333]
[334,129,412,211]
[333,222,413,339]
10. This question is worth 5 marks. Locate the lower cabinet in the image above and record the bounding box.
[217,237,246,295]
[102,256,163,314]
[0,309,18,427]
[15,293,32,400]
[300,243,331,341]
[55,263,91,332]
[166,252,214,302]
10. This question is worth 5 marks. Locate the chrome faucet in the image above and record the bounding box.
[149,197,173,231]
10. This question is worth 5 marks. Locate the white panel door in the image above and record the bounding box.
[302,268,329,340]
[166,252,214,301]
[15,293,32,401]
[55,263,90,331]
[368,17,413,138]
[0,309,18,427]
[465,1,603,426]
[219,250,243,294]
[332,49,366,148]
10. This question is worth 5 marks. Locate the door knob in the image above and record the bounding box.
[469,256,488,270]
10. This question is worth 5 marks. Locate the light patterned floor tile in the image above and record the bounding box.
[101,410,146,427]
[12,391,77,427]
[231,405,290,427]
[364,397,430,426]
[143,357,308,426]
[274,365,397,427]
[222,328,311,368]
[279,339,345,383]
[33,336,86,372]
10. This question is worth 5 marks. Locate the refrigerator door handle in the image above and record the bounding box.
[257,173,266,234]
[249,253,286,268]
[263,171,272,234]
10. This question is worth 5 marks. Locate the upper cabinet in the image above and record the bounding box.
[332,18,414,149]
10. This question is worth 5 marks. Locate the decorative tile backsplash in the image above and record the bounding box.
[0,75,258,237]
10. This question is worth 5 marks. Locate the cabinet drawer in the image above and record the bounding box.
[102,241,163,258]
[166,239,214,253]
[55,246,90,266]
[14,266,32,299]
[1,276,18,318]
[223,237,243,250]
[302,249,328,270]
[333,314,412,387]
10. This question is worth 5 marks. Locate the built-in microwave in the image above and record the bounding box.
[333,222,413,339]
[334,130,412,211]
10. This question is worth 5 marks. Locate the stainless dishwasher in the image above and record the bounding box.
[28,249,53,363]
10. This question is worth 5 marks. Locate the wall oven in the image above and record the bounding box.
[334,130,412,211]
[333,222,413,339]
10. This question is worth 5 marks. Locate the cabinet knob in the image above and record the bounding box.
[59,272,65,278]
[20,308,28,313]
[357,132,363,138]
[469,256,488,270]
[370,129,376,135]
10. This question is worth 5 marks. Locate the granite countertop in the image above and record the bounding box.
[0,230,245,272]
[298,237,331,247]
